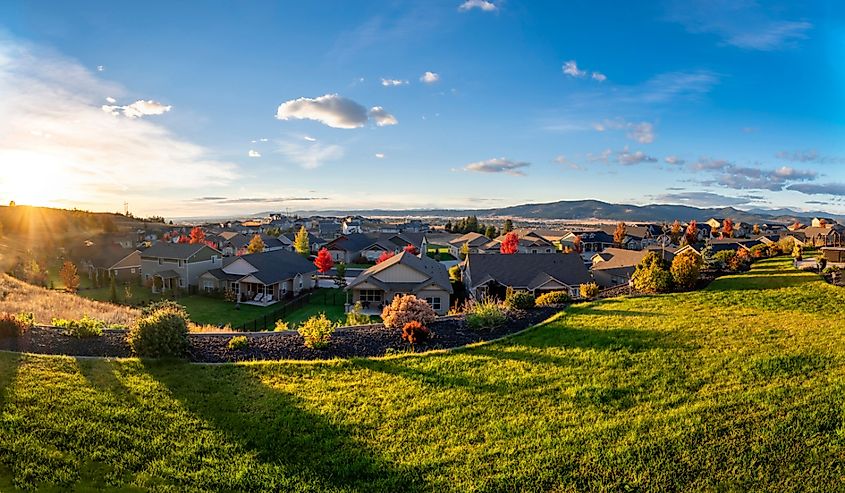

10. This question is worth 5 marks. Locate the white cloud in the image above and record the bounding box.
[420,71,440,84]
[562,60,586,78]
[653,191,758,207]
[259,138,268,142]
[276,94,368,129]
[96,65,105,72]
[0,37,236,211]
[277,139,344,169]
[458,0,498,12]
[554,155,582,170]
[105,96,116,104]
[102,99,172,118]
[664,155,685,165]
[690,157,817,191]
[591,72,607,82]
[248,149,261,158]
[303,135,317,142]
[465,157,530,176]
[627,121,655,144]
[381,78,408,86]
[375,153,385,159]
[276,94,396,129]
[665,1,812,51]
[617,148,658,165]
[368,106,398,127]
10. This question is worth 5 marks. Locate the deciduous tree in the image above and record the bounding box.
[247,234,265,254]
[294,226,310,256]
[572,235,583,254]
[189,226,206,244]
[684,220,698,246]
[500,232,519,254]
[614,222,627,247]
[403,244,419,255]
[313,247,334,273]
[670,251,702,289]
[59,260,80,293]
[721,218,734,238]
[669,220,682,244]
[376,251,395,264]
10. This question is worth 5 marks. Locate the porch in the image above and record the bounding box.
[237,280,282,306]
[152,270,181,294]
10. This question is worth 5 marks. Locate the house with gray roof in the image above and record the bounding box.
[463,253,591,300]
[346,251,452,315]
[590,247,675,288]
[326,233,428,263]
[140,243,223,293]
[198,250,317,305]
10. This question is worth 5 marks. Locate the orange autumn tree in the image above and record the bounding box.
[313,247,334,273]
[189,226,206,244]
[721,219,734,238]
[376,251,395,264]
[684,220,698,246]
[613,222,627,247]
[500,232,519,254]
[572,235,583,253]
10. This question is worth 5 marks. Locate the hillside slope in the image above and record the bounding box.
[2,258,845,491]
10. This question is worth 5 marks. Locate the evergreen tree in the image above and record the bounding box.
[484,225,496,238]
[503,219,514,233]
[109,276,119,303]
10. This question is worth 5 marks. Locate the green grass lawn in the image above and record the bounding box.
[4,257,845,491]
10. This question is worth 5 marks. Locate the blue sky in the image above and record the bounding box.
[0,1,844,217]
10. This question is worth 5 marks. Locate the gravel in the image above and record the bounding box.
[0,308,560,363]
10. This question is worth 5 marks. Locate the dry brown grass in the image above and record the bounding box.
[0,273,138,326]
[188,323,237,334]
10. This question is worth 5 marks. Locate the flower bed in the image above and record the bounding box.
[0,308,559,362]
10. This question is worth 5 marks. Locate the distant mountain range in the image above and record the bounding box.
[296,200,845,225]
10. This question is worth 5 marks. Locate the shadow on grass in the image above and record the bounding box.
[142,360,423,492]
[0,352,22,408]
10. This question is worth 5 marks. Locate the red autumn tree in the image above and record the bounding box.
[721,218,734,238]
[177,235,190,244]
[500,232,519,254]
[376,251,395,264]
[572,235,583,254]
[189,226,206,244]
[403,244,419,255]
[684,220,698,245]
[313,247,334,273]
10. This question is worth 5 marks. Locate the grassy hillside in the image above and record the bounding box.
[0,274,138,326]
[2,258,845,491]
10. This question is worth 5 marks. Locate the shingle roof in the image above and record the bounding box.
[141,243,219,260]
[327,233,424,253]
[229,250,316,285]
[592,247,674,271]
[448,232,490,247]
[347,251,452,293]
[466,253,591,290]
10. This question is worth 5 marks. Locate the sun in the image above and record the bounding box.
[0,150,73,207]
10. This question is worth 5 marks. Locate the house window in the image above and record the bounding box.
[158,258,162,265]
[425,297,441,310]
[130,268,136,274]
[179,278,185,287]
[359,290,383,303]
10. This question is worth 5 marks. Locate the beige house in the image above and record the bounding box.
[345,251,452,315]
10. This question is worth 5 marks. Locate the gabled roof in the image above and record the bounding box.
[802,225,845,237]
[591,247,674,271]
[84,245,140,269]
[327,232,424,253]
[347,251,452,293]
[141,243,220,260]
[449,232,491,247]
[465,253,591,291]
[224,250,316,285]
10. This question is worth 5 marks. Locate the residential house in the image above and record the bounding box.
[463,253,591,300]
[590,247,675,288]
[399,219,430,233]
[812,217,837,228]
[801,224,844,247]
[326,232,428,263]
[318,220,342,239]
[198,250,317,305]
[506,228,571,250]
[345,251,452,315]
[281,230,328,254]
[493,231,556,253]
[342,219,363,235]
[821,247,845,264]
[675,238,760,257]
[140,243,223,293]
[80,246,142,284]
[447,232,497,258]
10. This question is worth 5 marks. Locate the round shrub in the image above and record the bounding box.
[0,313,31,338]
[631,252,673,293]
[505,290,535,310]
[670,251,702,289]
[381,294,436,329]
[298,313,335,349]
[51,315,104,338]
[402,320,431,346]
[579,282,600,299]
[127,308,189,358]
[535,291,571,306]
[227,335,249,351]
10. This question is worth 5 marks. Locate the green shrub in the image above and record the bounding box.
[712,250,737,270]
[345,302,372,326]
[535,291,571,306]
[0,313,30,338]
[632,252,673,293]
[402,320,431,346]
[504,290,535,310]
[465,298,508,330]
[227,335,249,351]
[127,307,190,358]
[298,313,335,349]
[16,312,35,328]
[52,315,104,338]
[274,320,290,332]
[579,282,600,299]
[671,251,703,289]
[141,300,189,319]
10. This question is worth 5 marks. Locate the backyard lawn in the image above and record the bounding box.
[3,257,845,491]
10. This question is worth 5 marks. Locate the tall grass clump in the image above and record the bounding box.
[464,297,508,330]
